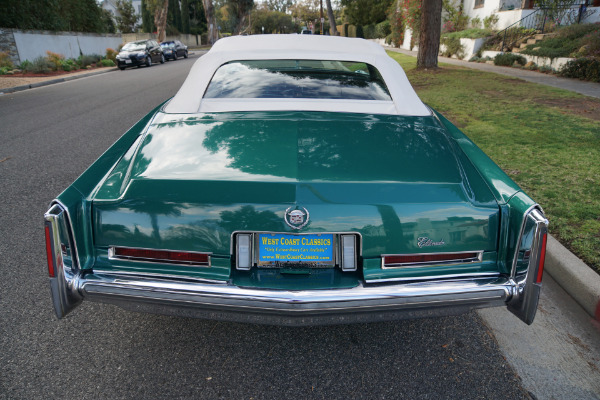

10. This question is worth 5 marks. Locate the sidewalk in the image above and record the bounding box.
[389,46,600,321]
[388,47,600,99]
[0,67,118,94]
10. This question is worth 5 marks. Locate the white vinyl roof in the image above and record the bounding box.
[165,35,431,116]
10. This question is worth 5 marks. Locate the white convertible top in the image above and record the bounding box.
[165,35,431,116]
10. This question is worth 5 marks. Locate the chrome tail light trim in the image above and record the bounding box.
[381,251,484,269]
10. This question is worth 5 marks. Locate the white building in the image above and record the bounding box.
[461,0,600,30]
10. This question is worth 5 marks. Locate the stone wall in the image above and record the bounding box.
[0,29,20,66]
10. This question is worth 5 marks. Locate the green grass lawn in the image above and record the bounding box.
[387,51,600,272]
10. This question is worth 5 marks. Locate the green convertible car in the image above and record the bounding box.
[44,35,548,325]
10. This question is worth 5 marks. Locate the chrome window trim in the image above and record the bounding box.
[108,246,212,267]
[231,230,362,270]
[380,251,484,269]
[366,271,501,284]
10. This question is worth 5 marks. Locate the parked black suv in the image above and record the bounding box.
[116,39,165,70]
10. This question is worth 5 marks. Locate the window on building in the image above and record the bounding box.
[474,0,485,8]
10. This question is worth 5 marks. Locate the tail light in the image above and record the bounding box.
[110,247,211,266]
[382,251,482,268]
[535,233,547,284]
[45,223,56,277]
[512,208,549,281]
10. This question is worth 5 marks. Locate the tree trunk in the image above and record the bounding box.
[154,0,169,42]
[416,0,442,69]
[202,0,217,44]
[325,0,338,35]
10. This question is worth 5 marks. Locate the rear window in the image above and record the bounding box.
[203,60,392,101]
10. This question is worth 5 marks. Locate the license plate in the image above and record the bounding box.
[258,233,334,267]
[125,59,132,64]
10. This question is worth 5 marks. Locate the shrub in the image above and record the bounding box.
[31,56,50,73]
[105,48,117,63]
[100,59,116,67]
[80,54,101,67]
[376,20,391,38]
[483,14,498,30]
[363,24,376,39]
[0,66,11,75]
[45,51,64,71]
[538,65,555,74]
[18,60,32,72]
[61,58,77,72]
[0,52,13,69]
[440,36,465,58]
[471,17,482,29]
[521,23,600,59]
[494,53,526,66]
[559,57,600,82]
[356,24,364,38]
[348,24,356,37]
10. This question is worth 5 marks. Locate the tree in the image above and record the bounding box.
[115,0,139,33]
[289,0,319,29]
[416,0,442,69]
[181,0,190,33]
[340,0,391,26]
[187,0,207,35]
[141,0,156,32]
[60,0,107,32]
[265,0,293,13]
[147,0,170,41]
[250,6,297,34]
[203,0,218,44]
[227,0,254,34]
[168,0,183,34]
[325,0,338,35]
[0,0,111,33]
[101,8,117,33]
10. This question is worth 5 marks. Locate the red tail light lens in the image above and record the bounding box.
[45,224,56,277]
[383,252,481,268]
[535,233,547,284]
[111,247,210,266]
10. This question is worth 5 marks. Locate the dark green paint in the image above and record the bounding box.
[56,107,536,287]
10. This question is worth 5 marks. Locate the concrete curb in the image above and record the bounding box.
[0,67,118,94]
[546,235,600,320]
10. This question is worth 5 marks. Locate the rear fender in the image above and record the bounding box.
[44,202,82,318]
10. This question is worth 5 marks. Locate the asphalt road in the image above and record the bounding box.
[0,54,530,399]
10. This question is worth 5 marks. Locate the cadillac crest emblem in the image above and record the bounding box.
[284,206,309,230]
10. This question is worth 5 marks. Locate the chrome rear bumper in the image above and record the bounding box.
[45,202,546,326]
[63,271,516,325]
